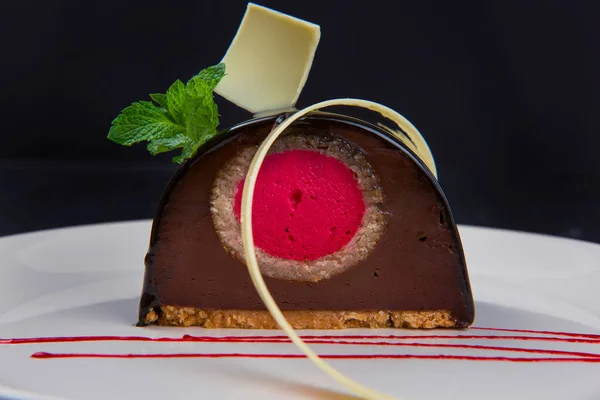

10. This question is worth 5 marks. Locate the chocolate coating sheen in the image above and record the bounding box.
[139,113,475,327]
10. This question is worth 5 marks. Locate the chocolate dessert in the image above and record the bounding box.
[107,3,475,330]
[138,113,475,329]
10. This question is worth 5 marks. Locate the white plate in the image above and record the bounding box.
[0,221,599,400]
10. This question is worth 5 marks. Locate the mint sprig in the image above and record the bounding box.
[108,63,226,164]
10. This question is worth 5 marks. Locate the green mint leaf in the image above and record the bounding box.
[108,63,226,164]
[172,142,198,164]
[185,75,210,98]
[190,63,225,90]
[184,80,219,141]
[165,79,186,125]
[146,134,191,156]
[150,93,168,109]
[108,101,184,146]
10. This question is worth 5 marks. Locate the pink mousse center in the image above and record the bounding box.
[234,150,365,261]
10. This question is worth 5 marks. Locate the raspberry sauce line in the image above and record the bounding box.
[3,327,600,345]
[24,339,600,361]
[471,326,600,339]
[30,352,600,363]
[4,335,599,345]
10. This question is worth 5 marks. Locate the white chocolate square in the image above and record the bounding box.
[214,3,321,114]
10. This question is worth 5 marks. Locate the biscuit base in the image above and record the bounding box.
[144,306,458,329]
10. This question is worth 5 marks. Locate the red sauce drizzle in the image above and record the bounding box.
[2,326,599,363]
[471,326,600,339]
[29,353,600,363]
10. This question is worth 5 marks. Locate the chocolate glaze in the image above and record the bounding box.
[139,113,475,327]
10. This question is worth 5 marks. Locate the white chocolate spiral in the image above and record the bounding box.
[241,99,434,400]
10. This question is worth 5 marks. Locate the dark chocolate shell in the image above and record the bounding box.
[139,112,475,329]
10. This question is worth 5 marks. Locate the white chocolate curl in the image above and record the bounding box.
[241,99,434,400]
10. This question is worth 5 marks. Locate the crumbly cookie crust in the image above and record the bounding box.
[145,305,457,329]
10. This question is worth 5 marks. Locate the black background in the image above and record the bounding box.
[1,0,599,242]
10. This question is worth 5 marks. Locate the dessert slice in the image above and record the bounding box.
[107,3,475,329]
[139,113,474,329]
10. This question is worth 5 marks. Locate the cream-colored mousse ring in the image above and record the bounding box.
[210,133,386,282]
[241,98,436,400]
